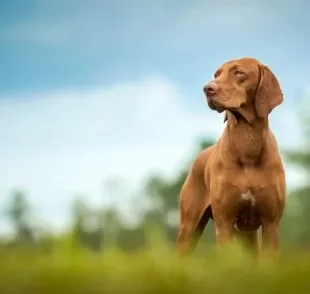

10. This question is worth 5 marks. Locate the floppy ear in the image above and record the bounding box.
[255,65,283,118]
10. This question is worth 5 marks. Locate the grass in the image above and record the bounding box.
[1,234,310,293]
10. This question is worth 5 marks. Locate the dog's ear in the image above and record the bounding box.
[255,64,283,118]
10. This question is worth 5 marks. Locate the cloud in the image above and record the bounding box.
[0,75,226,231]
[0,75,223,149]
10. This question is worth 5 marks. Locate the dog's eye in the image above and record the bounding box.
[234,70,244,76]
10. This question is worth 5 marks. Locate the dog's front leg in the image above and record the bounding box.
[261,221,279,255]
[211,185,239,248]
[212,205,235,248]
[215,223,234,247]
[177,172,210,255]
[259,183,285,257]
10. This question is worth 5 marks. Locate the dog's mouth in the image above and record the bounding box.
[208,102,224,113]
[206,95,241,114]
[207,97,228,113]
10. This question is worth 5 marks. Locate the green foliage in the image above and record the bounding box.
[5,189,31,230]
[283,149,310,167]
[279,105,310,248]
[1,242,310,293]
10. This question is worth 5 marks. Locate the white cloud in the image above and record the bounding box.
[0,75,225,232]
[0,75,223,149]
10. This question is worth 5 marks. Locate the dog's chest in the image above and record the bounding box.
[234,188,261,231]
[240,189,255,204]
[211,162,282,231]
[225,166,267,193]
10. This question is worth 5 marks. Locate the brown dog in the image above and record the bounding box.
[177,57,286,256]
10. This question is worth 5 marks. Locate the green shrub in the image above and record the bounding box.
[1,237,310,294]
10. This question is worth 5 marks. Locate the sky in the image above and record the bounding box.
[0,0,309,233]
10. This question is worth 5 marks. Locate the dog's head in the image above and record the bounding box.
[203,57,283,122]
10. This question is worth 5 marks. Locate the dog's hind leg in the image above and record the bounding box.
[177,152,212,255]
[177,147,214,256]
[177,194,211,255]
[177,200,211,255]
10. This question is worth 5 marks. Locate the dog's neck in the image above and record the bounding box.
[223,109,268,166]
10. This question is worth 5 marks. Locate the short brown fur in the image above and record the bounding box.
[177,57,286,256]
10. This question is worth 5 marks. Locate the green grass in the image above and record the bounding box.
[1,236,310,294]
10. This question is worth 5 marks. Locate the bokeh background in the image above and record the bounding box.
[0,0,310,253]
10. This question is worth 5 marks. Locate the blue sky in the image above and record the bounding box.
[0,0,309,232]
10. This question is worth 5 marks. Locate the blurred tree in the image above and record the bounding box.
[143,137,216,243]
[98,206,121,249]
[116,227,146,252]
[71,197,89,247]
[71,197,105,252]
[72,198,90,235]
[281,98,310,247]
[4,189,34,245]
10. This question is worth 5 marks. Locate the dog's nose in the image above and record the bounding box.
[203,82,218,95]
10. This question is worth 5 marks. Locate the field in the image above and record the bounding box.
[1,236,310,294]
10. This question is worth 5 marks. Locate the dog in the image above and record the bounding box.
[177,57,286,256]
